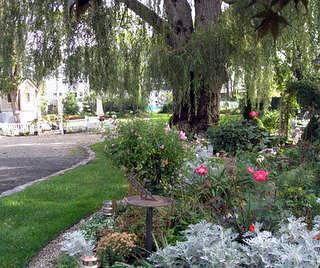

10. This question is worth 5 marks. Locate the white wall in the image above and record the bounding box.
[0,112,14,123]
[0,80,39,123]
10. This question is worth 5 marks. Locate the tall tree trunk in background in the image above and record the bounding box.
[9,64,21,123]
[116,0,225,132]
[9,89,20,123]
[193,0,224,131]
[164,0,195,131]
[168,0,224,132]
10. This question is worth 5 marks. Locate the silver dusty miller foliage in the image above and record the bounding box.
[60,230,95,257]
[149,217,320,268]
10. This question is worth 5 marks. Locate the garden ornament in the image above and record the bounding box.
[125,172,173,254]
[80,255,98,268]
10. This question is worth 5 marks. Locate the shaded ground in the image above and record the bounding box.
[0,133,101,194]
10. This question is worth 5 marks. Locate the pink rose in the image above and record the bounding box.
[247,166,269,182]
[195,164,209,176]
[249,111,259,119]
[179,131,187,141]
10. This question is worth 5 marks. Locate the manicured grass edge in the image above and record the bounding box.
[0,143,128,267]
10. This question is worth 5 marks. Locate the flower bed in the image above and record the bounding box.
[57,119,320,267]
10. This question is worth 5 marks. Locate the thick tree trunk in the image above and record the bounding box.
[194,83,221,131]
[114,0,224,132]
[9,89,20,123]
[170,0,223,132]
[171,80,222,132]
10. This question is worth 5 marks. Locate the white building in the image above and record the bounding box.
[44,78,90,112]
[0,80,40,123]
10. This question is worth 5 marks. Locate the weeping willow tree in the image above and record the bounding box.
[0,0,63,122]
[226,0,320,136]
[64,0,232,132]
[0,1,28,122]
[55,0,320,131]
[65,6,151,111]
[1,0,318,130]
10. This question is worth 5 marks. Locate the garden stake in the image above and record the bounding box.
[145,207,154,253]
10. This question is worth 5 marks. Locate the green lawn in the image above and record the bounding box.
[148,113,171,123]
[0,143,127,267]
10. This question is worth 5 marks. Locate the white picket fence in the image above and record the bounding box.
[0,116,115,136]
[63,117,101,133]
[0,123,35,136]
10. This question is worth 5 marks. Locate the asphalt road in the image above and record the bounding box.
[0,133,101,194]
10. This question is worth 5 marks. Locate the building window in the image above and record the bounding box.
[7,94,11,103]
[26,93,31,102]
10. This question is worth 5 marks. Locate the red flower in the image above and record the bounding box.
[194,164,209,176]
[249,224,255,232]
[249,111,259,119]
[247,166,269,182]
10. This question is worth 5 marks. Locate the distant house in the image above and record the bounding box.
[0,80,40,123]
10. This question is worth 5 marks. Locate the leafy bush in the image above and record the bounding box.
[82,94,97,115]
[97,231,137,266]
[149,217,320,267]
[159,100,173,113]
[219,113,241,126]
[261,110,280,134]
[56,254,78,268]
[81,213,114,241]
[287,79,320,112]
[208,121,279,155]
[106,120,187,194]
[103,99,146,115]
[287,79,320,141]
[63,93,79,115]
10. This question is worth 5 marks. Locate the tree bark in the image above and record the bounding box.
[195,0,222,28]
[193,0,224,130]
[9,89,20,123]
[109,0,224,132]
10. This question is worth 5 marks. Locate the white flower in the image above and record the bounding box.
[256,155,265,164]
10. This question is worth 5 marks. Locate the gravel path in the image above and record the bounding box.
[28,216,91,268]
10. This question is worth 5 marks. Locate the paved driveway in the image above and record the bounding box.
[0,133,101,194]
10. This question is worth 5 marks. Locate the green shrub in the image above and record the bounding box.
[261,110,280,134]
[82,94,97,115]
[219,114,241,126]
[208,121,278,155]
[56,254,78,268]
[287,79,320,141]
[63,93,79,115]
[103,99,146,116]
[159,101,173,113]
[106,120,187,194]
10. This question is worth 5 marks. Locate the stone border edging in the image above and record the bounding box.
[0,145,96,198]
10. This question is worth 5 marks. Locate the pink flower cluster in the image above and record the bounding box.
[195,164,209,176]
[247,167,269,182]
[179,131,187,141]
[249,111,259,119]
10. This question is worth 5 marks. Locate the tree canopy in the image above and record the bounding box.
[0,0,319,128]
